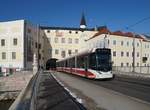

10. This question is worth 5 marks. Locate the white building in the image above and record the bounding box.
[0,20,44,71]
[85,27,150,73]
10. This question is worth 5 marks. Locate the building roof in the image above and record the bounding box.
[87,26,150,42]
[40,26,95,31]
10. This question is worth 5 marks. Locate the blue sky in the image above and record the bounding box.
[0,0,150,35]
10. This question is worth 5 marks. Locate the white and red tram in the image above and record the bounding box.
[56,48,113,79]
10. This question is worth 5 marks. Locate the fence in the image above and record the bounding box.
[112,66,150,74]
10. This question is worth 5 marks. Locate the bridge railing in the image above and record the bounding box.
[8,70,42,110]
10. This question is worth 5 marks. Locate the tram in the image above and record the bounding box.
[56,48,113,79]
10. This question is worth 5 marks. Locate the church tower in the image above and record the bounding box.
[80,13,87,29]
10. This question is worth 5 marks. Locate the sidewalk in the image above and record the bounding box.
[113,71,150,79]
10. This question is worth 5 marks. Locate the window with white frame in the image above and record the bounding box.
[68,50,72,55]
[75,38,79,44]
[127,41,129,46]
[55,49,59,55]
[121,41,123,46]
[137,52,139,57]
[121,52,124,57]
[126,63,129,67]
[13,38,17,45]
[113,40,116,45]
[54,37,59,43]
[12,52,16,59]
[121,63,123,67]
[68,38,72,44]
[1,39,5,46]
[126,52,129,57]
[61,38,65,43]
[113,51,116,57]
[2,52,6,59]
[75,49,78,53]
[137,43,139,47]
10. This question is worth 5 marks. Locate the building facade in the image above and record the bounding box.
[0,20,44,71]
[85,27,150,73]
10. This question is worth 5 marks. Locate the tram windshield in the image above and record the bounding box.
[89,49,112,72]
[96,49,112,72]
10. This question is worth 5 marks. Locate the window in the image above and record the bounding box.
[55,37,58,43]
[12,52,16,59]
[39,54,41,60]
[113,51,116,57]
[121,52,124,57]
[108,40,109,45]
[61,51,66,58]
[69,30,72,33]
[127,41,129,46]
[2,52,6,59]
[121,63,123,67]
[75,49,78,53]
[137,43,139,47]
[132,52,133,57]
[49,48,52,54]
[39,44,41,49]
[75,31,78,34]
[55,49,59,54]
[61,38,65,43]
[137,52,139,57]
[27,29,31,33]
[68,38,72,44]
[1,39,5,46]
[113,40,116,45]
[126,63,129,67]
[75,39,79,44]
[35,42,38,48]
[137,63,139,67]
[13,38,17,45]
[47,30,50,33]
[126,52,129,57]
[68,50,72,55]
[121,41,123,46]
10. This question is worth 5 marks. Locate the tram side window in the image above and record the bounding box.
[77,56,84,68]
[65,61,68,67]
[89,53,96,69]
[69,58,75,68]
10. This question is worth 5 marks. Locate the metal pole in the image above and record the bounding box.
[37,25,40,70]
[133,34,135,72]
[140,39,142,73]
[104,34,107,48]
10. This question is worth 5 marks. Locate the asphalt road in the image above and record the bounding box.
[53,71,150,110]
[55,71,150,103]
[88,74,150,103]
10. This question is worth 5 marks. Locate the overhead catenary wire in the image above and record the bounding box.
[125,16,150,31]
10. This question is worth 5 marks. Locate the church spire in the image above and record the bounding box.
[80,13,87,29]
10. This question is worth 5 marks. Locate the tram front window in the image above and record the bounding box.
[96,53,112,72]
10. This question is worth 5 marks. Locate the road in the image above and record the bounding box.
[53,71,150,110]
[88,74,150,103]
